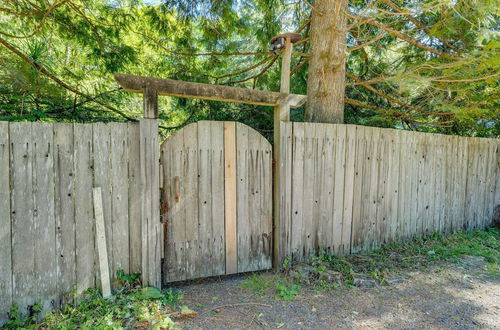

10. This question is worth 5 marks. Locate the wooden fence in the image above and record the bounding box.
[0,120,161,322]
[277,122,499,261]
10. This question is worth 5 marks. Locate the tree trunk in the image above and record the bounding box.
[304,0,348,123]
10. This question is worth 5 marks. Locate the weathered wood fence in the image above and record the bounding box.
[0,118,498,323]
[0,120,161,322]
[277,122,499,261]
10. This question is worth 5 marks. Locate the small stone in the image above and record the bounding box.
[386,277,407,286]
[318,270,343,283]
[352,275,379,288]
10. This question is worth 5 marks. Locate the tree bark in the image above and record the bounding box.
[305,0,348,123]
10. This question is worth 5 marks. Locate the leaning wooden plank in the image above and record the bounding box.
[127,122,141,275]
[210,122,226,276]
[53,123,76,307]
[197,121,213,277]
[341,125,356,254]
[93,187,112,298]
[10,122,35,316]
[224,122,238,274]
[114,74,306,108]
[375,129,388,247]
[0,121,11,323]
[74,124,95,295]
[93,123,113,282]
[110,123,130,277]
[310,124,323,254]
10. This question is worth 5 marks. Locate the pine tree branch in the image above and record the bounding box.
[0,36,136,121]
[348,13,461,60]
[0,0,68,39]
[346,72,454,116]
[381,0,460,53]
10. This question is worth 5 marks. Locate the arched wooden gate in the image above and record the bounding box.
[160,121,272,283]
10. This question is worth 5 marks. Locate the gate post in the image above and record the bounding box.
[273,36,292,269]
[139,87,162,287]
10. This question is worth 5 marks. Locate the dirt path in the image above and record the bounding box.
[171,257,499,329]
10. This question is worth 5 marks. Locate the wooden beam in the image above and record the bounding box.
[114,74,306,108]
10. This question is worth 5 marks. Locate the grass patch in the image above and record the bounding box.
[3,272,184,329]
[312,228,499,278]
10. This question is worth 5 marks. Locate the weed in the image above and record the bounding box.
[241,273,272,295]
[4,271,184,329]
[310,228,499,279]
[275,282,300,301]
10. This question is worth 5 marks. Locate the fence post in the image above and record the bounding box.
[273,37,292,269]
[140,87,161,287]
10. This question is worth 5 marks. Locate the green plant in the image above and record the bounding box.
[282,256,292,270]
[241,273,272,296]
[3,302,43,329]
[275,282,300,301]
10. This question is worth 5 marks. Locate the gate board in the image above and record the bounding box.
[161,121,272,283]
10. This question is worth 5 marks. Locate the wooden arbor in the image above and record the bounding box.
[114,34,305,272]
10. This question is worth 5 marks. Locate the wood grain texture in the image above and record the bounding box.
[224,122,238,275]
[127,123,142,274]
[0,122,11,323]
[10,122,35,316]
[93,187,111,298]
[74,124,95,295]
[32,123,57,313]
[53,123,75,307]
[279,124,499,262]
[110,123,130,277]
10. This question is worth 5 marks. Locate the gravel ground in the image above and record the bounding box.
[169,256,499,329]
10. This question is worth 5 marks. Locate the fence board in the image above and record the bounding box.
[54,124,75,306]
[341,125,356,254]
[110,123,130,276]
[93,123,112,284]
[351,126,366,252]
[211,122,225,275]
[10,122,35,316]
[197,122,213,277]
[333,125,346,253]
[291,123,305,259]
[0,122,11,322]
[236,123,250,272]
[183,123,199,278]
[164,126,186,282]
[73,124,95,295]
[128,123,141,274]
[32,123,57,312]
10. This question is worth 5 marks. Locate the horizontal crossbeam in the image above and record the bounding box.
[114,74,306,108]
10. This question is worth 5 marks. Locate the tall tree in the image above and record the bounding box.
[305,0,348,123]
